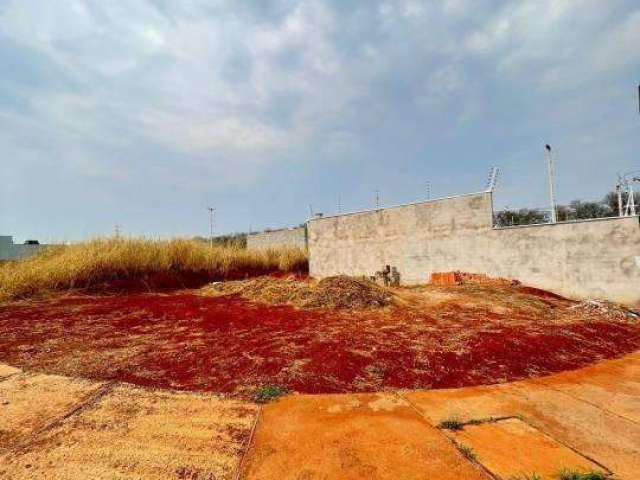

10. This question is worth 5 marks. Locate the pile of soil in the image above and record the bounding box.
[204,275,393,309]
[304,276,392,309]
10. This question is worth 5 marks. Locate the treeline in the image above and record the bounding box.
[494,191,628,227]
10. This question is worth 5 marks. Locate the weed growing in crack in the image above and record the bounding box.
[438,417,465,431]
[253,385,288,404]
[439,415,506,430]
[466,415,502,426]
[508,474,543,480]
[455,443,477,461]
[557,470,613,480]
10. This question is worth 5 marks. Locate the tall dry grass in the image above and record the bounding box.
[0,237,308,301]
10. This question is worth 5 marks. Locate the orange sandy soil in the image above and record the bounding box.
[0,280,639,397]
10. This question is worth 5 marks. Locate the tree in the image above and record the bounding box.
[495,192,620,227]
[567,200,612,220]
[603,190,628,216]
[494,208,546,227]
[556,204,572,222]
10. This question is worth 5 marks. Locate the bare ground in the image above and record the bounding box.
[0,277,638,397]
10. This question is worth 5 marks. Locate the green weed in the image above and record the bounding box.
[557,470,612,480]
[438,417,465,431]
[253,385,288,404]
[455,443,477,461]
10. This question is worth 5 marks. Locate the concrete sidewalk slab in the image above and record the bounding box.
[240,392,488,480]
[403,358,640,480]
[535,352,640,423]
[0,384,258,480]
[506,383,640,480]
[0,371,104,451]
[402,384,519,425]
[449,418,607,479]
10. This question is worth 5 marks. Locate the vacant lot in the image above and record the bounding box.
[1,277,638,397]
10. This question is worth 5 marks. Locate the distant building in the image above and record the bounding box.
[0,235,46,261]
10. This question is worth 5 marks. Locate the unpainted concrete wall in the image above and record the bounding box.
[308,192,640,304]
[247,227,307,250]
[483,218,640,303]
[0,236,46,261]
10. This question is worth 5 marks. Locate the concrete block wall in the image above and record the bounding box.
[308,193,493,283]
[308,192,640,304]
[246,226,307,250]
[482,217,640,303]
[0,236,46,261]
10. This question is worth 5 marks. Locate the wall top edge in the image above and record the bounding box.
[248,226,306,236]
[493,215,639,230]
[307,190,491,222]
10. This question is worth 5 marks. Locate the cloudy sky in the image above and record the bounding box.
[1,0,639,241]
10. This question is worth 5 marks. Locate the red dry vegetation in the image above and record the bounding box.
[0,282,638,397]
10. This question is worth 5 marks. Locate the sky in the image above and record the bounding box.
[1,0,639,242]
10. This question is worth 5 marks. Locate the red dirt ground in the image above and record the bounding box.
[1,284,639,397]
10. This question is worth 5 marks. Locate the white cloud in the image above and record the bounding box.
[1,0,639,239]
[137,109,290,155]
[463,0,639,91]
[590,11,640,73]
[419,65,466,106]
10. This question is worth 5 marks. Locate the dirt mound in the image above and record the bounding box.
[304,276,392,309]
[204,275,393,310]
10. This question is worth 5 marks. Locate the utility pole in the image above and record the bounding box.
[614,85,640,217]
[337,195,342,214]
[616,174,624,217]
[426,181,431,200]
[636,84,640,216]
[207,207,215,248]
[375,189,380,209]
[544,144,558,223]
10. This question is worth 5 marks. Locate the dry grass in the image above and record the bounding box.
[204,276,314,305]
[0,381,258,480]
[0,237,307,301]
